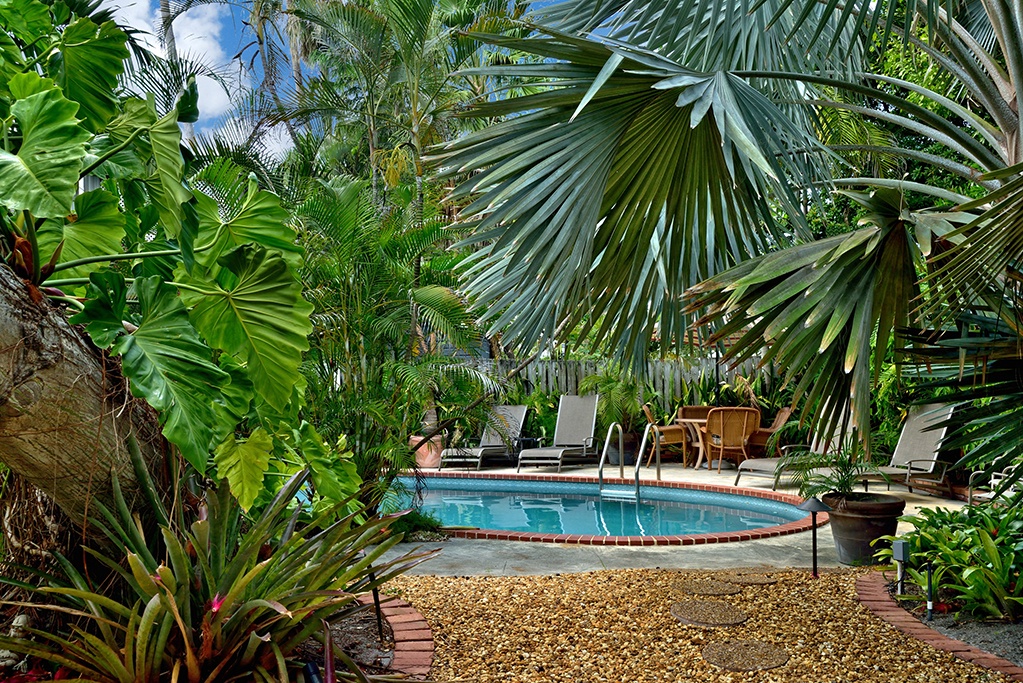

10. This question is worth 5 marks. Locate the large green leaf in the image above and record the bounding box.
[0,73,89,218]
[112,277,229,470]
[178,245,314,410]
[213,428,273,512]
[146,109,193,240]
[293,422,360,502]
[436,31,826,361]
[193,168,301,269]
[36,189,126,280]
[52,17,129,132]
[69,271,130,348]
[212,354,255,445]
[0,0,51,44]
[84,135,146,179]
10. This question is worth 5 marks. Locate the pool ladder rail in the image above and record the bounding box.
[597,422,646,503]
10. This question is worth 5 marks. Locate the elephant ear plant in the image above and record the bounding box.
[0,467,432,682]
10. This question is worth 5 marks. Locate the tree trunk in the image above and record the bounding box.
[0,268,163,529]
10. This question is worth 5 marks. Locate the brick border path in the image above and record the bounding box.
[357,594,433,678]
[857,572,1023,681]
[421,470,823,546]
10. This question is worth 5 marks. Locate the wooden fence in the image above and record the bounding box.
[488,356,765,403]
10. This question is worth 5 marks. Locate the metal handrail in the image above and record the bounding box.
[598,422,642,502]
[597,422,623,491]
[636,421,667,481]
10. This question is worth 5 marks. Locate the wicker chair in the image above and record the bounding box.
[700,407,761,473]
[642,404,691,466]
[746,407,792,458]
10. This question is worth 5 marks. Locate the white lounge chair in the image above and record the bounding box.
[734,408,848,489]
[859,403,955,496]
[967,464,1021,505]
[439,405,528,470]
[517,394,599,473]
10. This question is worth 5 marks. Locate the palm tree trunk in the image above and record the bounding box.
[158,0,194,142]
[0,268,162,528]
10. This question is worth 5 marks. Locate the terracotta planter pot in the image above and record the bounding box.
[410,435,444,469]
[822,492,906,566]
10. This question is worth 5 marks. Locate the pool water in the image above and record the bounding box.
[399,478,804,537]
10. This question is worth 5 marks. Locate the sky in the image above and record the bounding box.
[103,0,254,134]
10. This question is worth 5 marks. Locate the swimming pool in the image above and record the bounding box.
[397,474,815,546]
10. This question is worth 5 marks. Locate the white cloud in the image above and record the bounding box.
[173,5,235,118]
[102,0,243,123]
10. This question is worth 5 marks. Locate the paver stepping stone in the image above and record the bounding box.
[677,579,741,596]
[718,572,778,585]
[670,600,748,627]
[702,640,789,671]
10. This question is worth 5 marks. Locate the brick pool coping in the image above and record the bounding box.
[358,594,433,678]
[857,572,1023,681]
[419,470,824,546]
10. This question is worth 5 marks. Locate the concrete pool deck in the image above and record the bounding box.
[386,461,965,576]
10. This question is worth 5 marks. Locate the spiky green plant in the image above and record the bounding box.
[0,469,431,682]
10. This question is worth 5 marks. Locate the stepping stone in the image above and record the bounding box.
[670,600,748,627]
[677,579,741,596]
[718,572,778,585]
[702,640,789,671]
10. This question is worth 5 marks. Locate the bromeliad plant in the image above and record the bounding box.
[0,468,432,681]
[878,504,1023,621]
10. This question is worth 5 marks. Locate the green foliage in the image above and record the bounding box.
[0,5,322,506]
[35,189,126,280]
[386,508,443,539]
[75,275,230,470]
[0,470,430,681]
[298,177,498,495]
[578,366,645,434]
[781,446,881,498]
[0,73,90,218]
[505,385,559,442]
[878,505,1023,621]
[177,244,314,412]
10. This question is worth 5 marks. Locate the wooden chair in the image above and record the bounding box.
[700,407,761,473]
[746,407,792,458]
[642,405,691,466]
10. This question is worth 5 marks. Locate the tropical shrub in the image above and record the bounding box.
[0,0,335,518]
[0,470,429,681]
[878,505,1023,621]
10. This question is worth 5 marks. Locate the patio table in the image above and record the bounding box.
[676,417,708,469]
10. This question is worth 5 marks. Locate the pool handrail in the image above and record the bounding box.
[597,422,641,502]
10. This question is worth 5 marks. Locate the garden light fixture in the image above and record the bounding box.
[797,497,832,578]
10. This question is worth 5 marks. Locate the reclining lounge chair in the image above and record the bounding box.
[439,405,528,470]
[517,394,599,473]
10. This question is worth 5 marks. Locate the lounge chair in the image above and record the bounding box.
[859,403,955,496]
[734,409,840,489]
[517,394,599,473]
[700,407,761,473]
[439,405,528,470]
[968,464,1021,505]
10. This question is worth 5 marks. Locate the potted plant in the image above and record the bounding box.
[783,445,906,566]
[579,367,647,465]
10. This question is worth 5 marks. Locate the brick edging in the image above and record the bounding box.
[357,595,433,677]
[419,470,824,546]
[856,572,1023,681]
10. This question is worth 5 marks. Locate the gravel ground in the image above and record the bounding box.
[390,569,1011,682]
[927,616,1023,668]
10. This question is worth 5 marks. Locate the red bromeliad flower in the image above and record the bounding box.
[210,594,225,613]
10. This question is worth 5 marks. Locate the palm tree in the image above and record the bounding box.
[435,0,1023,462]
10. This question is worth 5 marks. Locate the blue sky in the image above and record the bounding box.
[104,0,256,133]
